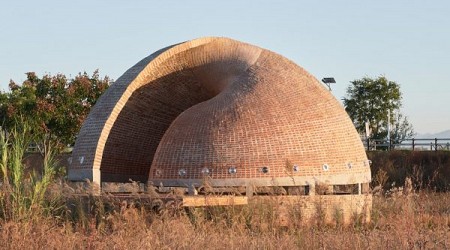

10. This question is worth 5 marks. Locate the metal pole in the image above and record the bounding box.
[387,109,391,150]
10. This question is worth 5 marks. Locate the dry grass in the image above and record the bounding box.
[0,190,449,250]
[1,131,449,249]
[368,150,450,191]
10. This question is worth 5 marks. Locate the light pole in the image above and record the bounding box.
[387,109,391,150]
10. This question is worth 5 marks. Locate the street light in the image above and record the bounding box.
[321,77,336,91]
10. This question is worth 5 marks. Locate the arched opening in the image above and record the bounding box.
[101,68,213,182]
[100,53,259,182]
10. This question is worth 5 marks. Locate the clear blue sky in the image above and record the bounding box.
[1,0,449,134]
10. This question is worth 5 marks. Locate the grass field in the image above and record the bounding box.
[0,187,449,249]
[0,129,449,249]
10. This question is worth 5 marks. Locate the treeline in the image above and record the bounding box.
[368,150,450,192]
[0,70,110,150]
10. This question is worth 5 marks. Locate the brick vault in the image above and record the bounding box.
[68,37,371,189]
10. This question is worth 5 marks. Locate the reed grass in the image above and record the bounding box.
[0,124,57,222]
[0,131,449,249]
[0,191,448,249]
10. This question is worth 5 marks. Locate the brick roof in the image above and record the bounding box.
[68,37,371,187]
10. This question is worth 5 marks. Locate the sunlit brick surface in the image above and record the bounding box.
[68,37,371,186]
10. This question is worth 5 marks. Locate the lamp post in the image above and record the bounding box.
[322,77,336,91]
[387,109,391,150]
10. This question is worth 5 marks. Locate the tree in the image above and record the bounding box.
[343,76,414,146]
[0,70,110,150]
[390,112,415,146]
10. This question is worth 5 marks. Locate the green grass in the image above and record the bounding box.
[0,124,57,222]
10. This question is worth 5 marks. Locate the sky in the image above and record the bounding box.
[1,0,449,134]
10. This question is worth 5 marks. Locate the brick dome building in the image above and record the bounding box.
[68,37,371,193]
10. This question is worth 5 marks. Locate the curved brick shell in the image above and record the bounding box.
[68,37,371,187]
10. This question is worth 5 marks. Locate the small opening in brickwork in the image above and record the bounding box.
[315,183,368,195]
[315,184,333,195]
[322,164,329,171]
[286,186,309,195]
[293,165,299,172]
[261,166,269,173]
[201,167,210,175]
[347,162,353,169]
[228,167,237,174]
[254,186,287,195]
[333,184,359,195]
[178,168,187,176]
[155,169,162,177]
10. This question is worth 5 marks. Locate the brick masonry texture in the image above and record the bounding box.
[68,37,371,187]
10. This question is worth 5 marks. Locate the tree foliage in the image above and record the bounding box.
[0,70,110,148]
[390,112,415,145]
[343,76,414,144]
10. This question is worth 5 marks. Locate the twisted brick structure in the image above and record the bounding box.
[68,37,371,191]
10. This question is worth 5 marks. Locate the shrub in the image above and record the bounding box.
[368,151,450,191]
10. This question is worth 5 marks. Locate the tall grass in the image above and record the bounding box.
[0,129,449,249]
[368,151,450,191]
[0,124,57,222]
[0,191,448,249]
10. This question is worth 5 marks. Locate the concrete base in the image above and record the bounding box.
[149,172,371,188]
[249,194,372,226]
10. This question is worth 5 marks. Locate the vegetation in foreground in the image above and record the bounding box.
[0,189,448,249]
[0,128,449,249]
[368,150,450,192]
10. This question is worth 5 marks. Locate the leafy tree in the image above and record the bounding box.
[390,112,415,146]
[343,76,414,146]
[0,70,110,150]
